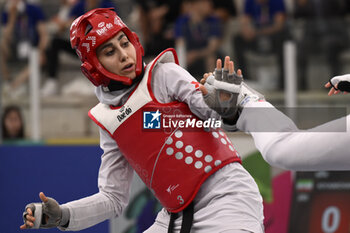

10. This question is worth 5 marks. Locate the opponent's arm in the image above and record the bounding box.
[239,102,350,171]
[200,56,350,170]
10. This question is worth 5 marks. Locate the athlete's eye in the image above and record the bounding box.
[105,48,115,56]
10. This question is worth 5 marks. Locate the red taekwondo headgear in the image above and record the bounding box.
[70,8,144,86]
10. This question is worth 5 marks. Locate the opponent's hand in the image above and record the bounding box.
[199,56,243,119]
[20,192,63,229]
[325,74,350,96]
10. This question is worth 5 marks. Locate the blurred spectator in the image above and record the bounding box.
[135,0,182,58]
[175,0,222,80]
[41,0,117,97]
[213,0,237,24]
[68,0,116,18]
[295,0,350,90]
[233,0,288,89]
[212,0,237,63]
[46,0,78,39]
[1,105,25,140]
[0,0,48,98]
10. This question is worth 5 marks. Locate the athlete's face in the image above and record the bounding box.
[96,31,137,79]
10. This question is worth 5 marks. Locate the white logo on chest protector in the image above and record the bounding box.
[116,106,133,122]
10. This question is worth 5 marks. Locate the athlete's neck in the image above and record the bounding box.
[107,64,145,92]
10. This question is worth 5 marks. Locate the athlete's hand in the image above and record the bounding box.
[20,204,35,229]
[199,56,243,119]
[20,192,67,229]
[200,56,265,125]
[325,74,350,96]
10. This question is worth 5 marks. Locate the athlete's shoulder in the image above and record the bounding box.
[153,62,191,83]
[150,48,195,85]
[156,62,182,73]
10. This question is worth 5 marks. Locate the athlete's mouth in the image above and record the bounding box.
[123,63,134,71]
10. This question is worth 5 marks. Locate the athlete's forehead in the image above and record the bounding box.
[97,31,127,52]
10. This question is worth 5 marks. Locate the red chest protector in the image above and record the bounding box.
[89,49,241,213]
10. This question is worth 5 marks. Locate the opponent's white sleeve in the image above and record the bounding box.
[59,129,134,231]
[237,101,350,171]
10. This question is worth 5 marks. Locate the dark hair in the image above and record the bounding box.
[1,105,25,139]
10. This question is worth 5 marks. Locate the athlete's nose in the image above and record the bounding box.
[120,48,128,62]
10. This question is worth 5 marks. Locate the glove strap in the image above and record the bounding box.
[329,78,338,90]
[32,203,42,229]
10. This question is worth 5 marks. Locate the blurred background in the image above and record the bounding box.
[1,1,350,233]
[1,0,350,141]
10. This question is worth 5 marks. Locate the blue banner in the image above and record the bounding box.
[0,145,108,233]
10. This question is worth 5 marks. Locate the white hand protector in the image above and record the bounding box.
[203,68,243,119]
[203,69,265,119]
[330,74,350,92]
[23,197,69,229]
